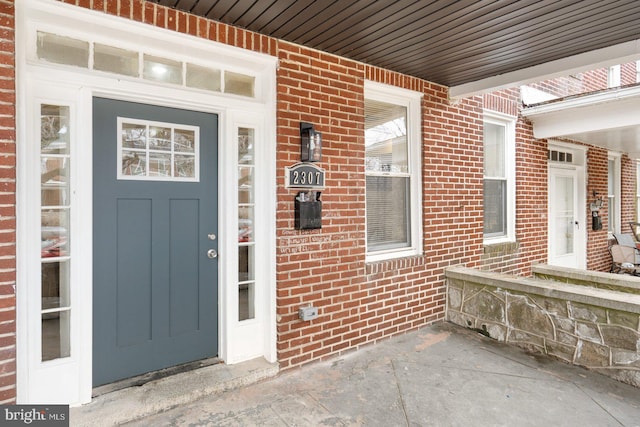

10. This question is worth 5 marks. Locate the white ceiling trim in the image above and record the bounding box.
[522,85,640,159]
[449,39,640,100]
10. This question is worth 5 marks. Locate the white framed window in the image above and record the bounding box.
[608,64,621,88]
[483,111,516,243]
[364,81,422,261]
[608,153,621,233]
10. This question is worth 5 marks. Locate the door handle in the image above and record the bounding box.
[207,249,218,259]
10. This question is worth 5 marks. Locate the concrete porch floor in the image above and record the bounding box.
[72,322,640,426]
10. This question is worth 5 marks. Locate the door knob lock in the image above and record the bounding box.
[207,249,218,259]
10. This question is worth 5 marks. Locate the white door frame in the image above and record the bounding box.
[547,142,587,269]
[17,0,277,405]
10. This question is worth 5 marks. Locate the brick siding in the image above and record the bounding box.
[0,0,14,405]
[3,0,634,400]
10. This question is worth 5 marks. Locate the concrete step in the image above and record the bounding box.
[70,357,279,427]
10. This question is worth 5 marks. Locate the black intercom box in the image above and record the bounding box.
[295,192,322,230]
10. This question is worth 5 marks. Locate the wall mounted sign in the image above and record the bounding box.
[285,163,326,190]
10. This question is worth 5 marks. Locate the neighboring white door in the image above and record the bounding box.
[548,166,585,268]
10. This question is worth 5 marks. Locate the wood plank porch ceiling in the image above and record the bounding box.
[154,0,640,88]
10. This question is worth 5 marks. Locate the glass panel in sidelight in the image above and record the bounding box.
[41,209,69,258]
[186,63,221,92]
[238,206,254,243]
[224,72,255,97]
[238,166,254,204]
[94,43,139,77]
[41,157,69,207]
[41,260,70,310]
[149,126,172,151]
[37,32,89,68]
[42,310,71,362]
[143,55,182,85]
[238,128,254,164]
[41,105,70,155]
[238,245,255,282]
[238,283,255,321]
[121,150,146,176]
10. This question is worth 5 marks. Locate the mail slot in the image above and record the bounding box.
[295,191,322,230]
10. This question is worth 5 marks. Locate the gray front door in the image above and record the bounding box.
[92,98,218,386]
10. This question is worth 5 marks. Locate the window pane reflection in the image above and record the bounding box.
[239,245,255,282]
[41,157,69,207]
[239,283,255,321]
[238,128,254,164]
[42,261,70,309]
[42,311,71,362]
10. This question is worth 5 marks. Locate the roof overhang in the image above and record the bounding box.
[449,39,640,99]
[522,84,640,158]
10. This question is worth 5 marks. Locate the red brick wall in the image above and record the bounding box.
[0,0,14,405]
[586,147,610,271]
[276,46,484,369]
[529,61,638,99]
[15,0,636,395]
[59,1,483,373]
[480,90,549,276]
[622,154,636,233]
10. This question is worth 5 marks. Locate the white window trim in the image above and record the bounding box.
[608,64,621,88]
[483,110,516,244]
[364,81,423,263]
[608,152,622,234]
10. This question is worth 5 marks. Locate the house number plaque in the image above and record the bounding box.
[285,163,326,190]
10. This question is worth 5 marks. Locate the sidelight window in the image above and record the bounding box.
[40,104,71,362]
[238,128,255,321]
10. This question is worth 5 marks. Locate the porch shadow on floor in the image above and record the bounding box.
[70,357,279,426]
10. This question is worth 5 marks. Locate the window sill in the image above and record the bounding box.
[366,247,422,264]
[365,253,425,275]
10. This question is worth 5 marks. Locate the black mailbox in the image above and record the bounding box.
[295,191,322,230]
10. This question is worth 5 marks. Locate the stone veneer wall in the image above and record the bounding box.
[445,266,640,388]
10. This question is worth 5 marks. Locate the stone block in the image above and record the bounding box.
[551,315,575,333]
[612,348,640,367]
[608,310,639,331]
[531,296,568,317]
[546,340,575,363]
[576,322,602,343]
[507,328,545,347]
[575,340,610,367]
[446,311,476,330]
[600,325,640,352]
[447,287,462,310]
[556,330,578,347]
[463,289,505,323]
[478,322,506,341]
[569,302,607,323]
[507,295,554,340]
[447,278,464,290]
